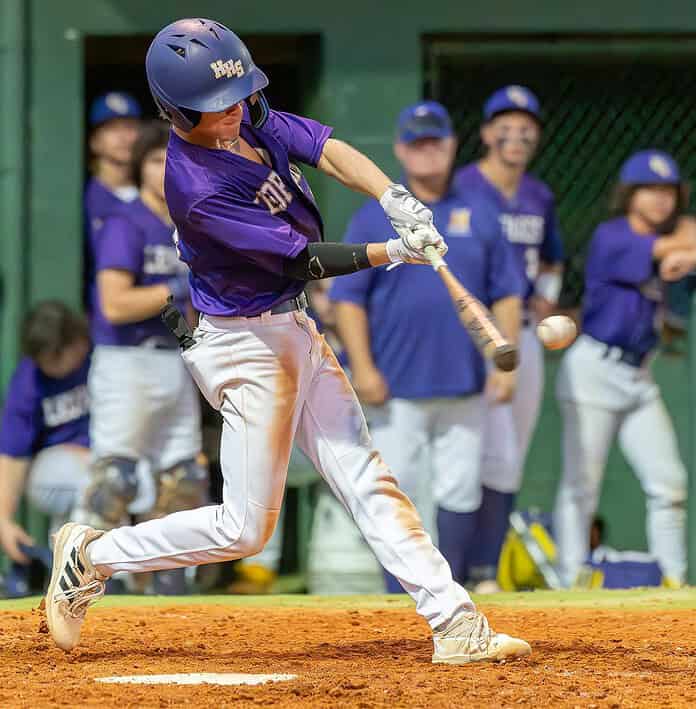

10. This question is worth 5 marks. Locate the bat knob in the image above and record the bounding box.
[493,344,518,372]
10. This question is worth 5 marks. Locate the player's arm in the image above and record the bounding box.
[333,301,388,406]
[653,216,696,262]
[0,455,34,563]
[98,269,177,325]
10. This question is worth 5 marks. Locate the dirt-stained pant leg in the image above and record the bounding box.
[294,314,474,629]
[87,312,309,574]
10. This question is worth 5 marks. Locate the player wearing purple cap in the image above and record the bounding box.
[46,19,530,664]
[554,150,696,588]
[0,303,90,563]
[81,120,205,595]
[453,86,564,592]
[330,100,524,590]
[84,92,142,308]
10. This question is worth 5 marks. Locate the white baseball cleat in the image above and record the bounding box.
[432,610,531,664]
[46,523,107,652]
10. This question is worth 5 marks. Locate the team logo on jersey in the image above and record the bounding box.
[255,171,293,215]
[499,214,544,245]
[649,154,673,179]
[210,58,245,80]
[42,385,89,428]
[143,244,181,275]
[506,86,529,108]
[447,208,471,235]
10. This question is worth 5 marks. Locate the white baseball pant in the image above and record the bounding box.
[554,335,687,585]
[87,310,474,628]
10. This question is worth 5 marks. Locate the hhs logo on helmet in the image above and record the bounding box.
[210,58,245,80]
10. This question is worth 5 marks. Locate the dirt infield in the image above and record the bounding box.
[2,594,696,708]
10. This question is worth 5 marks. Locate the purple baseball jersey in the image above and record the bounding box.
[582,217,660,357]
[90,197,183,347]
[453,163,564,302]
[164,109,332,317]
[329,189,524,398]
[0,354,90,457]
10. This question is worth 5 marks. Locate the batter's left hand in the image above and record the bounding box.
[485,369,517,403]
[380,183,433,230]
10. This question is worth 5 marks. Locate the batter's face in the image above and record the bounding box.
[36,337,90,379]
[188,103,244,144]
[141,147,167,201]
[394,136,457,181]
[481,112,540,168]
[629,185,679,229]
[90,117,141,166]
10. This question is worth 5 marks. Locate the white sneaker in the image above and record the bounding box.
[432,611,531,664]
[46,523,107,652]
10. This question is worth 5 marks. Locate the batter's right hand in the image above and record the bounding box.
[352,365,389,406]
[0,519,34,564]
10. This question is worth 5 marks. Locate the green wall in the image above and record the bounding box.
[2,0,696,573]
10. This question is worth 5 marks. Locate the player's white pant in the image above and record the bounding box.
[87,310,474,628]
[89,345,201,470]
[480,324,544,493]
[554,335,687,585]
[367,396,484,528]
[26,444,90,536]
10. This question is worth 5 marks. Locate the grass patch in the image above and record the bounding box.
[2,587,696,613]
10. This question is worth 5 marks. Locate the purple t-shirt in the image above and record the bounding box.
[454,163,564,302]
[329,189,524,398]
[84,178,139,306]
[91,198,183,347]
[0,355,90,457]
[164,110,333,317]
[582,217,660,357]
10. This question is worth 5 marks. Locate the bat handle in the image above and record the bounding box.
[423,244,447,270]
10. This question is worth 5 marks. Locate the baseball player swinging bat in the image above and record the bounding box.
[424,245,518,371]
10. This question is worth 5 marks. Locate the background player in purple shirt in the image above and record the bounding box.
[454,86,565,592]
[330,101,523,589]
[83,120,205,594]
[83,92,142,308]
[554,150,696,587]
[0,303,90,563]
[47,18,530,664]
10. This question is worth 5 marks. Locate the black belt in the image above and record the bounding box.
[269,291,308,315]
[600,344,645,368]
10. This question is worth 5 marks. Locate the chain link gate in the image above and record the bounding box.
[424,37,696,305]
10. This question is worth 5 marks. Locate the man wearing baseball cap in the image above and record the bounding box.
[83,92,143,310]
[330,100,523,589]
[454,86,565,593]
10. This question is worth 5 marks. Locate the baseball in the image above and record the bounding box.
[536,315,577,350]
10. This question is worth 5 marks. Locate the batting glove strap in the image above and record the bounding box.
[386,225,448,264]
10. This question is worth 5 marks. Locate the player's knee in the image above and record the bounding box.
[217,503,280,558]
[153,458,209,516]
[83,457,139,527]
[644,470,688,506]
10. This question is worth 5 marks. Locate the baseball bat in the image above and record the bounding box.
[424,245,518,372]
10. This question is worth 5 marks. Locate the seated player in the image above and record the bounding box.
[0,302,91,563]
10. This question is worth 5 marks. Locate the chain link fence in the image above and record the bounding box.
[425,37,696,305]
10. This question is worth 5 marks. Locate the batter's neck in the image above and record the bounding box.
[478,157,525,200]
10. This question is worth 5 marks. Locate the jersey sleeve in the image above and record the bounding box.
[262,110,334,167]
[95,215,144,275]
[0,361,42,458]
[189,192,308,265]
[328,204,381,307]
[540,200,565,264]
[587,224,656,285]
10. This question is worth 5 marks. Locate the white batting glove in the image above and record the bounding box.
[380,183,434,236]
[386,223,448,265]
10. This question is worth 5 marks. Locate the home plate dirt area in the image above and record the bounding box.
[1,591,696,707]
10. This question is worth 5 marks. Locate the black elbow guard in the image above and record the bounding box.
[283,242,371,280]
